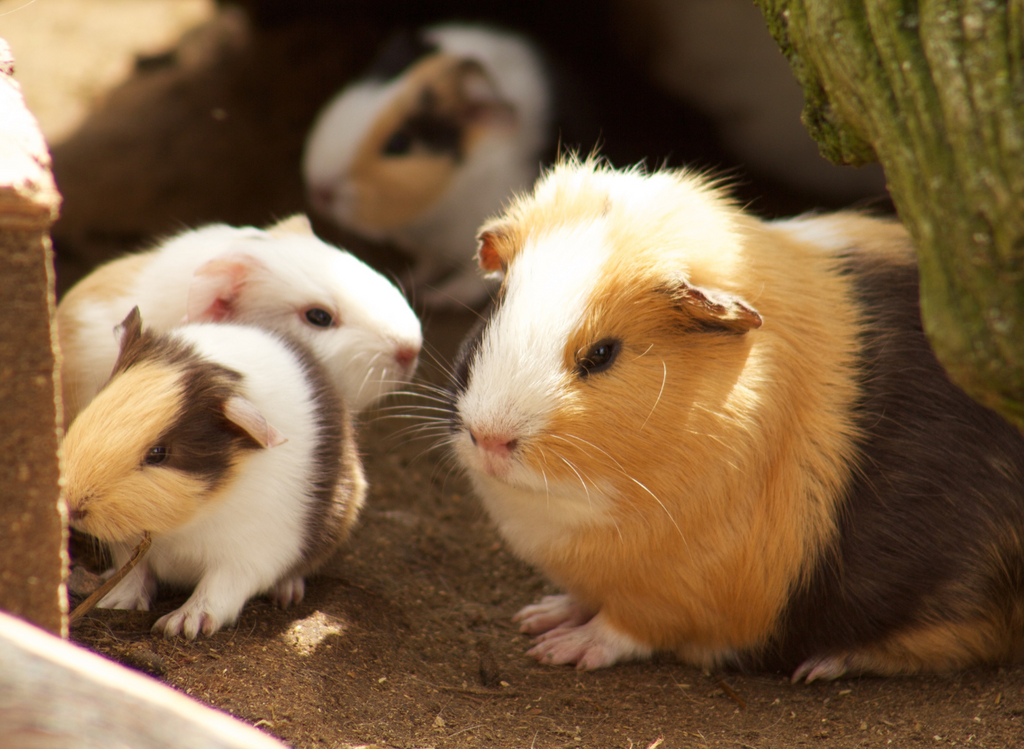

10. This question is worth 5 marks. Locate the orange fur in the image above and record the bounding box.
[62,361,238,542]
[347,54,505,229]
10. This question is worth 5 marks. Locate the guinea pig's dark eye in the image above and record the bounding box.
[304,308,334,328]
[144,446,168,466]
[383,129,412,156]
[577,338,621,378]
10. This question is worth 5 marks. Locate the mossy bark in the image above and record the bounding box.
[755,0,1024,430]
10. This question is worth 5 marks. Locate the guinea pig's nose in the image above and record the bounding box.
[469,430,518,457]
[394,344,420,371]
[309,185,334,213]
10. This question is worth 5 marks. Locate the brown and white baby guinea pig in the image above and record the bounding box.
[445,158,1024,680]
[63,307,366,639]
[302,23,551,307]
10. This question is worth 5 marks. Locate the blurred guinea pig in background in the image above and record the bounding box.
[63,307,366,639]
[57,214,422,427]
[445,157,1024,681]
[302,23,551,308]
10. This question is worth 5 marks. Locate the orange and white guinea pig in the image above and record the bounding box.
[446,158,1024,681]
[63,308,366,639]
[302,23,551,307]
[57,215,421,427]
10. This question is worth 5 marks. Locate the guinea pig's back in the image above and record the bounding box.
[765,214,1024,673]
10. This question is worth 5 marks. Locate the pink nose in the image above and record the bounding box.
[309,185,334,213]
[394,345,420,370]
[470,430,518,457]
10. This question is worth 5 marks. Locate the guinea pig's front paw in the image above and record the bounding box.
[791,654,852,684]
[513,594,594,635]
[153,595,234,640]
[268,575,305,608]
[97,567,156,611]
[525,611,653,670]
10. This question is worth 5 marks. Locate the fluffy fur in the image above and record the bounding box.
[302,23,551,307]
[57,216,422,427]
[446,158,1024,679]
[63,309,366,639]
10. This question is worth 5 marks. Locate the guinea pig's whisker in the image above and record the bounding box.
[554,432,684,541]
[639,360,668,432]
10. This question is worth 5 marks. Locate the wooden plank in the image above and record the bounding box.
[0,611,289,748]
[0,37,66,636]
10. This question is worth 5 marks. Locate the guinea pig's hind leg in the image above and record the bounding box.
[152,571,250,639]
[268,575,305,608]
[513,593,594,635]
[525,608,653,670]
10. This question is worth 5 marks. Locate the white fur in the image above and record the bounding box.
[60,223,422,417]
[453,220,619,564]
[101,323,331,638]
[302,23,551,306]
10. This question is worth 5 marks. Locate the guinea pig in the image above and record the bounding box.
[62,307,367,639]
[57,215,422,427]
[445,158,1024,681]
[302,23,551,307]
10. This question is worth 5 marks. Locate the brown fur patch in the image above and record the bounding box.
[347,54,506,229]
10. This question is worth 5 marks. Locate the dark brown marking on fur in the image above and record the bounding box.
[109,309,256,492]
[278,335,350,577]
[758,250,1024,672]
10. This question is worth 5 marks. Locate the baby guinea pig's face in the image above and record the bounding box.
[63,340,256,543]
[303,53,516,236]
[222,237,423,410]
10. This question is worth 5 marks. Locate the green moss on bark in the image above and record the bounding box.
[756,0,1024,430]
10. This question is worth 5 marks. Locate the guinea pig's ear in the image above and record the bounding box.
[114,306,144,348]
[187,253,268,323]
[672,282,762,334]
[223,396,287,449]
[476,225,514,278]
[454,60,517,131]
[265,214,313,238]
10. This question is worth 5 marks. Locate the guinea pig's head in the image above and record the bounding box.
[63,308,286,542]
[302,37,519,238]
[185,218,421,411]
[448,160,763,523]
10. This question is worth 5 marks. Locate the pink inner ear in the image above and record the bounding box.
[223,396,287,449]
[476,232,504,273]
[187,252,264,323]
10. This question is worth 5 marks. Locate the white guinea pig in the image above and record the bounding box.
[446,158,1024,680]
[63,307,366,639]
[302,23,551,307]
[57,215,422,426]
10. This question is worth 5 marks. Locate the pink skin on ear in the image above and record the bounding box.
[186,252,267,324]
[223,396,287,449]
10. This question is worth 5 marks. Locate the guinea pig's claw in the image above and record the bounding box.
[791,654,851,684]
[513,594,593,636]
[269,576,305,609]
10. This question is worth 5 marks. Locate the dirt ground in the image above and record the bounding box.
[7,2,1024,747]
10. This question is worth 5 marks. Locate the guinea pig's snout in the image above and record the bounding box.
[469,429,519,458]
[394,343,420,372]
[67,503,89,526]
[308,185,335,214]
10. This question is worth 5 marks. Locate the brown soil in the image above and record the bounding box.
[21,5,1024,748]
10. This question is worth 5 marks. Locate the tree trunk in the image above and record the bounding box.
[755,0,1024,430]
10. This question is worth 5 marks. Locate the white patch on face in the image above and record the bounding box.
[455,218,615,503]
